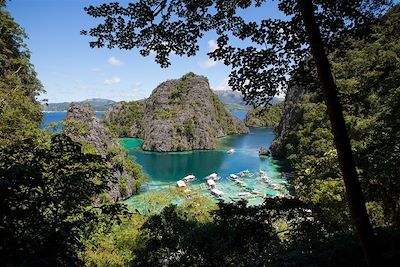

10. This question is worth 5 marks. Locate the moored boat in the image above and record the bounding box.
[206,173,219,180]
[176,180,186,187]
[182,174,196,182]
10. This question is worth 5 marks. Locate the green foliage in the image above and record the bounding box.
[153,107,179,120]
[0,2,43,146]
[245,102,284,128]
[0,134,127,266]
[102,101,144,138]
[282,5,400,228]
[63,118,90,137]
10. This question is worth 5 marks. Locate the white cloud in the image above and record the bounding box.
[214,78,231,91]
[207,40,218,51]
[199,58,218,69]
[107,56,124,66]
[198,39,220,69]
[104,76,121,85]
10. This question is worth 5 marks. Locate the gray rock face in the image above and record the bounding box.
[63,104,138,201]
[259,146,270,157]
[270,85,306,158]
[141,73,249,152]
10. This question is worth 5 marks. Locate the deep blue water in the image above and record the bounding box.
[41,111,104,128]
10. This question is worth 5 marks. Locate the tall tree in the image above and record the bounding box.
[82,1,391,265]
[0,0,44,145]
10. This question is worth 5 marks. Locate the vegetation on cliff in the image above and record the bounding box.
[272,5,400,228]
[244,103,283,128]
[105,73,249,152]
[102,101,144,138]
[63,103,146,201]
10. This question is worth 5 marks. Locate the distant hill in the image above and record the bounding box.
[43,98,116,111]
[213,90,283,111]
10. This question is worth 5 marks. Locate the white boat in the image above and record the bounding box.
[182,174,196,182]
[235,180,247,187]
[229,174,239,180]
[239,170,251,177]
[271,183,282,191]
[176,180,186,187]
[206,179,216,187]
[206,173,219,180]
[238,192,252,198]
[211,188,224,197]
[227,148,235,154]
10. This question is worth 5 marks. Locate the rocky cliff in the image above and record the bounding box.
[244,102,283,128]
[63,104,144,201]
[270,85,307,159]
[141,73,249,151]
[103,73,248,152]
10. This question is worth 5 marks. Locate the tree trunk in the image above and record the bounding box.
[297,0,380,266]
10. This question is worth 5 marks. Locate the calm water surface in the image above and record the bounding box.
[43,110,288,205]
[41,111,104,128]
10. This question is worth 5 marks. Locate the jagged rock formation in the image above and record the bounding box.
[105,73,249,152]
[141,73,249,151]
[270,85,307,159]
[244,103,283,128]
[63,103,143,201]
[102,101,145,139]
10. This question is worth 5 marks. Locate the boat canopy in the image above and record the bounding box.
[183,175,195,182]
[207,173,218,180]
[211,188,224,196]
[177,180,186,187]
[207,179,216,187]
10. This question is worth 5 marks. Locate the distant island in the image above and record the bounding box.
[42,98,116,111]
[43,90,281,112]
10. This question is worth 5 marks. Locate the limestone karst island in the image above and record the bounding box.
[2,1,400,266]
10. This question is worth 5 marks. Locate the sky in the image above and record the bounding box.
[6,0,284,103]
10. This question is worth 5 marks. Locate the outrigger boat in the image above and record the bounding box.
[182,174,196,182]
[229,174,239,180]
[211,188,225,197]
[206,179,216,188]
[239,170,252,178]
[176,180,186,187]
[205,173,219,180]
[238,192,252,199]
[227,148,235,154]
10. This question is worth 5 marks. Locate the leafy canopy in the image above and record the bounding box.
[82,0,390,105]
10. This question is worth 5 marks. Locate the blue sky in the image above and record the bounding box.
[6,0,285,103]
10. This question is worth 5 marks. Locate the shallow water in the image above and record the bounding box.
[42,110,289,207]
[123,127,288,207]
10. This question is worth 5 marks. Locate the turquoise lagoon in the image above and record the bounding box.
[42,110,289,206]
[122,127,289,207]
